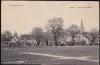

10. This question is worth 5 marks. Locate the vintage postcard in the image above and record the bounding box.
[1,1,99,65]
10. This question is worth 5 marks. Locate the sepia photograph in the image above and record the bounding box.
[1,1,99,65]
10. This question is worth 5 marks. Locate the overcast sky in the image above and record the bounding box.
[1,1,99,35]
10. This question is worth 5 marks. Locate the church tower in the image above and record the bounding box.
[80,18,84,32]
[79,18,85,42]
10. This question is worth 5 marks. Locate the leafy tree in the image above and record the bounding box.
[2,31,13,41]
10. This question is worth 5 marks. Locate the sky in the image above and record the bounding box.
[1,1,99,35]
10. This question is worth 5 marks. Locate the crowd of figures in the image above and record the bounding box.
[1,37,98,47]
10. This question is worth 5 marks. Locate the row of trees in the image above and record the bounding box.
[1,17,99,46]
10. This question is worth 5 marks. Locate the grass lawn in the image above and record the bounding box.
[1,46,99,65]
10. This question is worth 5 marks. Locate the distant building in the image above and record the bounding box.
[12,31,19,41]
[60,18,90,45]
[77,19,90,45]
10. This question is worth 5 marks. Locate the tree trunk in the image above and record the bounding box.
[36,39,40,46]
[72,35,75,46]
[54,36,58,46]
[91,39,95,45]
[46,40,48,46]
[91,37,96,45]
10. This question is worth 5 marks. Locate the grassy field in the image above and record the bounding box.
[1,46,99,65]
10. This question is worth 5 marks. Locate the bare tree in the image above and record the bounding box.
[43,32,50,46]
[46,17,64,46]
[31,27,44,46]
[67,24,80,45]
[83,28,99,45]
